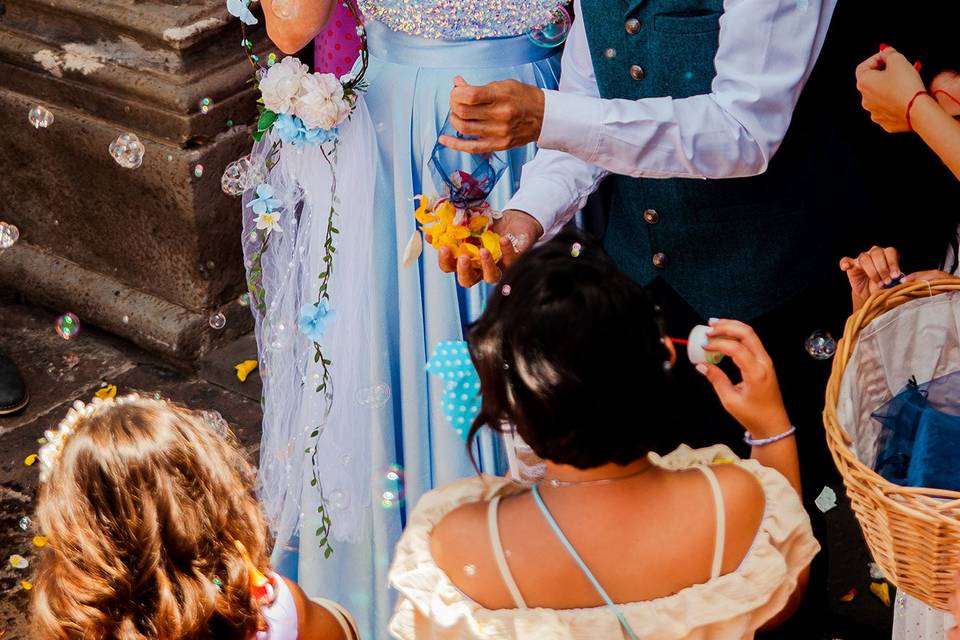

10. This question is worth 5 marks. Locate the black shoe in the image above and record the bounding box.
[0,351,28,415]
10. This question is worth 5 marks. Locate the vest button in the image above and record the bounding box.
[629,64,646,81]
[652,252,668,269]
[624,18,641,35]
[643,209,660,224]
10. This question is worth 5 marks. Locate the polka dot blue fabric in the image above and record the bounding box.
[426,340,482,441]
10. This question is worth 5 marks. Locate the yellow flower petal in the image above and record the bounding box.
[24,454,37,467]
[95,384,117,399]
[459,243,481,261]
[446,225,471,241]
[33,535,48,548]
[870,581,890,607]
[468,215,489,233]
[234,359,258,383]
[414,196,437,224]
[480,231,502,262]
[436,201,456,226]
[20,580,32,591]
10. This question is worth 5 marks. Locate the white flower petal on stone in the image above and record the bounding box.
[295,73,352,130]
[402,230,423,268]
[259,56,309,115]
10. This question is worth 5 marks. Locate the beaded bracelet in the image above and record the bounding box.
[743,425,796,447]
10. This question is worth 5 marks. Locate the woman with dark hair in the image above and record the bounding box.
[388,233,818,639]
[846,42,960,640]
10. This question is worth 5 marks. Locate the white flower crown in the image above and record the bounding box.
[38,394,141,483]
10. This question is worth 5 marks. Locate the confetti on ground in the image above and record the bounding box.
[839,588,857,602]
[95,384,117,399]
[235,359,258,382]
[8,554,28,569]
[32,535,48,548]
[712,454,735,465]
[815,486,837,513]
[19,581,32,591]
[63,352,80,369]
[868,562,885,581]
[870,581,891,607]
[24,454,37,467]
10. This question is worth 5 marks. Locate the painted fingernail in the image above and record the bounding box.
[914,61,923,72]
[695,363,708,375]
[879,43,889,51]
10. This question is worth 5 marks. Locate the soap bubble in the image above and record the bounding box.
[355,383,391,408]
[198,97,213,114]
[55,313,81,340]
[329,489,348,511]
[193,164,204,178]
[108,133,145,169]
[380,464,405,509]
[28,105,54,129]
[0,222,20,250]
[221,155,267,197]
[271,0,299,20]
[208,312,226,330]
[18,517,30,531]
[527,6,571,47]
[805,330,837,360]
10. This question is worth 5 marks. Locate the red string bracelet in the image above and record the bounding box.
[906,90,929,132]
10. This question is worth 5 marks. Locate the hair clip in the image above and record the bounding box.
[38,393,141,483]
[235,540,274,604]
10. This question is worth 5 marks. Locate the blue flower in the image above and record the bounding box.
[274,113,304,146]
[298,301,335,342]
[247,184,282,215]
[226,0,258,25]
[274,113,340,147]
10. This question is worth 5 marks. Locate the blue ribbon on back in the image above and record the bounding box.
[426,340,482,441]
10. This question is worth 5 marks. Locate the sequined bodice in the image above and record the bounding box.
[359,0,564,40]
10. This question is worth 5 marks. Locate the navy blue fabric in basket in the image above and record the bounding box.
[873,372,960,491]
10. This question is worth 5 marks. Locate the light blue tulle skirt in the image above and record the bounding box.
[275,22,560,638]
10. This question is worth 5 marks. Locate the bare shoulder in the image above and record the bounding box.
[431,499,516,609]
[710,464,766,572]
[283,576,356,640]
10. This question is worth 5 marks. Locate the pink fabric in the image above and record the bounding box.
[314,2,362,76]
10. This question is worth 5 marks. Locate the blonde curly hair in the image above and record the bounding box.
[31,397,272,639]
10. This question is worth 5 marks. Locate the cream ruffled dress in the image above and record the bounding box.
[387,445,820,639]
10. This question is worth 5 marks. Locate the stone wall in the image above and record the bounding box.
[0,0,266,360]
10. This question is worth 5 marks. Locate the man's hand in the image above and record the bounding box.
[438,209,543,287]
[439,76,545,154]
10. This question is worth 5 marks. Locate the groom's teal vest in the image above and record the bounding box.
[578,0,839,320]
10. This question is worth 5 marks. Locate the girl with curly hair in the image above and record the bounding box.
[30,395,358,640]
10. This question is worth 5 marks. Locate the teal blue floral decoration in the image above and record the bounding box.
[298,301,335,343]
[247,184,282,215]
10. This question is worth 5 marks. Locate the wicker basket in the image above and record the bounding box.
[824,279,960,611]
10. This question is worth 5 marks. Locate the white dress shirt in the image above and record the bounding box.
[506,0,838,236]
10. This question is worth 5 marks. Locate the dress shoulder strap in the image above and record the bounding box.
[486,495,527,609]
[530,485,639,640]
[694,465,727,579]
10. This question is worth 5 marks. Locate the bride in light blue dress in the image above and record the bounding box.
[256,0,565,636]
